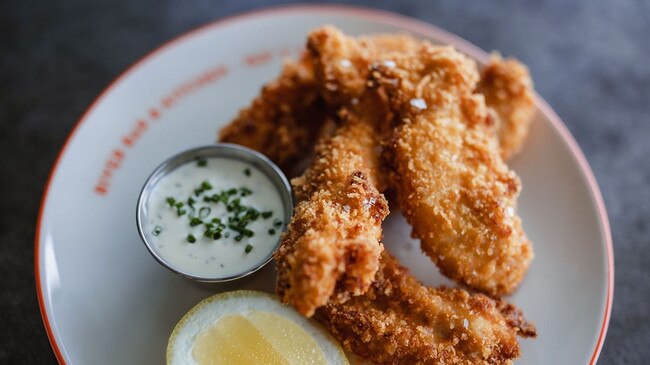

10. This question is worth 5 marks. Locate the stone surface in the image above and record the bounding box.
[1,0,648,363]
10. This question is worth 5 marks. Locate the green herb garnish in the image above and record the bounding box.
[164,179,275,249]
[153,226,162,236]
[242,207,260,221]
[171,201,184,216]
[196,158,207,167]
[194,181,213,196]
[244,168,251,177]
[166,197,176,207]
[228,224,254,238]
[199,207,211,219]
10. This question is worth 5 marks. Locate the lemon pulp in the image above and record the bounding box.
[192,311,327,365]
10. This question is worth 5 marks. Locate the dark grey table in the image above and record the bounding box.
[2,0,648,363]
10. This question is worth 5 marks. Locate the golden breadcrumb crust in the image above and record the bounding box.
[372,45,533,296]
[316,251,536,365]
[479,55,536,160]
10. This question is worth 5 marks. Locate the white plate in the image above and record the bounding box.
[36,4,613,364]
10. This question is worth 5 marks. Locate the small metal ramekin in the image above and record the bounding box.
[136,144,293,283]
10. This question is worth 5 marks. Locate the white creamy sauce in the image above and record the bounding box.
[145,157,285,278]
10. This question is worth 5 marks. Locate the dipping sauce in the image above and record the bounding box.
[143,156,286,279]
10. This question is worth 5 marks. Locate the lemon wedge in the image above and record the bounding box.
[167,290,349,365]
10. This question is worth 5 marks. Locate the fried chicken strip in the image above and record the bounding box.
[373,45,533,296]
[479,55,536,160]
[275,27,418,316]
[316,251,536,365]
[275,117,388,316]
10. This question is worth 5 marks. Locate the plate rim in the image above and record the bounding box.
[34,3,614,364]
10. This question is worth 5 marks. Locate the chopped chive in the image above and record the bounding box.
[196,158,207,167]
[187,234,196,243]
[240,187,253,197]
[261,211,273,219]
[177,209,187,216]
[194,181,213,196]
[187,197,196,208]
[189,217,202,227]
[228,224,254,237]
[243,207,259,220]
[199,207,211,219]
[234,234,244,242]
[166,197,176,207]
[244,168,251,177]
[203,194,217,203]
[268,228,276,235]
[244,244,253,253]
[224,232,230,238]
[211,217,221,224]
[227,188,237,195]
[153,226,162,236]
[273,219,283,227]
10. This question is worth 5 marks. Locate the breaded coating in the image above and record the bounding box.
[218,52,327,172]
[308,25,420,108]
[275,27,408,316]
[373,45,533,296]
[478,55,536,160]
[316,252,536,365]
[275,118,389,317]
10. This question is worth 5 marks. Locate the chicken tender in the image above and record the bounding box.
[275,116,389,316]
[479,54,536,160]
[316,251,536,365]
[275,27,407,316]
[373,45,533,296]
